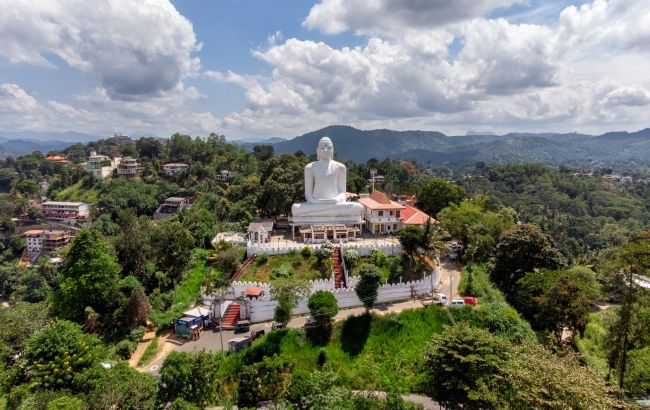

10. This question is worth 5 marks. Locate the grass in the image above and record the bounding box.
[457,264,506,304]
[54,180,99,203]
[150,250,210,329]
[240,252,329,282]
[137,336,159,367]
[215,300,534,399]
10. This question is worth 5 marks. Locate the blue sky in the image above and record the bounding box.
[1,0,649,140]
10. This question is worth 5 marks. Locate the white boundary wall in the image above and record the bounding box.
[243,269,440,323]
[247,241,401,257]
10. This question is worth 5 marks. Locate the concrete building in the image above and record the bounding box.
[247,221,274,244]
[154,197,190,220]
[41,201,90,220]
[83,151,120,179]
[24,228,72,257]
[117,157,142,179]
[24,229,43,254]
[358,190,404,234]
[162,163,189,175]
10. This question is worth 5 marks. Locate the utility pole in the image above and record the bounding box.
[218,290,225,358]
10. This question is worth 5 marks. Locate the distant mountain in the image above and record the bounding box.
[0,139,78,159]
[0,130,99,143]
[268,125,650,171]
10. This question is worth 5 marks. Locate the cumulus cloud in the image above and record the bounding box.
[0,84,38,113]
[0,0,200,101]
[206,0,650,137]
[303,0,523,34]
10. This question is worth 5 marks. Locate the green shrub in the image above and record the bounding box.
[301,246,312,259]
[343,248,359,266]
[114,340,136,360]
[129,326,146,343]
[370,250,387,267]
[256,253,269,266]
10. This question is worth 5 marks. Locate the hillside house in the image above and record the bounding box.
[358,190,404,234]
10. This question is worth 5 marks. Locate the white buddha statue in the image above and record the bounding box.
[291,137,363,219]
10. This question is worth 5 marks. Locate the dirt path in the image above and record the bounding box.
[129,331,180,371]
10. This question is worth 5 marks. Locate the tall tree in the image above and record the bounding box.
[416,178,466,217]
[52,229,121,324]
[490,223,565,297]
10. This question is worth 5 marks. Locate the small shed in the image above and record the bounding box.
[244,287,263,299]
[174,305,211,338]
[247,221,274,244]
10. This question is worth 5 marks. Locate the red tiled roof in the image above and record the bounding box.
[401,204,436,225]
[245,287,263,297]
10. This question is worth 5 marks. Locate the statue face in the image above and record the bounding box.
[317,137,334,160]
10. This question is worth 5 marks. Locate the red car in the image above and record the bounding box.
[463,296,478,305]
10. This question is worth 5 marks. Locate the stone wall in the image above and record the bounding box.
[247,240,401,257]
[244,270,440,323]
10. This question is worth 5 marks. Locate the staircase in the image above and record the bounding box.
[231,255,257,282]
[221,303,240,330]
[333,246,344,289]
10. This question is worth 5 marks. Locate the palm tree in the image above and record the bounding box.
[419,218,448,268]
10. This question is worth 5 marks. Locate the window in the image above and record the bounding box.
[396,211,400,218]
[378,211,383,217]
[393,224,397,230]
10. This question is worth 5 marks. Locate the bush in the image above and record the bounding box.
[256,253,269,266]
[271,264,294,280]
[343,248,359,266]
[129,325,146,343]
[308,291,339,325]
[301,246,312,259]
[370,250,387,267]
[114,340,136,360]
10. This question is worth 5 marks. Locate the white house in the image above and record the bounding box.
[358,190,404,234]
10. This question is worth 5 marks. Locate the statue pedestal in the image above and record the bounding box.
[289,214,364,226]
[290,202,363,226]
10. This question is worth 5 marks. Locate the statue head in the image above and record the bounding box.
[316,137,334,161]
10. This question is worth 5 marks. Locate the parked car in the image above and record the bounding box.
[234,320,250,334]
[448,241,463,260]
[463,296,478,305]
[271,322,286,330]
[228,336,252,353]
[304,316,318,328]
[251,329,265,341]
[449,299,466,307]
[433,292,448,305]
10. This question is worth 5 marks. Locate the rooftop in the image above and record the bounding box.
[401,204,435,225]
[42,201,88,206]
[358,190,404,210]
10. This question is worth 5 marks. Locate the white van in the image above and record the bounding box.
[449,299,466,307]
[433,293,448,305]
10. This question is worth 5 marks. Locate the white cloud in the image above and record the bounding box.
[207,0,650,137]
[0,0,200,101]
[0,84,38,113]
[303,0,523,35]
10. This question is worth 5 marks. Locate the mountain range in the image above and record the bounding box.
[270,125,650,171]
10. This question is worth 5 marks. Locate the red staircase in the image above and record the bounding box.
[221,303,240,330]
[333,246,344,289]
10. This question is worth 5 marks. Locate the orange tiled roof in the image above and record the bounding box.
[358,190,404,210]
[45,155,65,161]
[401,204,436,225]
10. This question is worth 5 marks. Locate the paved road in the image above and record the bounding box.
[143,261,461,374]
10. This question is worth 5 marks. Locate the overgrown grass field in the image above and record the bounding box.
[239,252,329,282]
[54,180,99,203]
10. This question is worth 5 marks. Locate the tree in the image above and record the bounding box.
[151,219,195,282]
[52,229,121,324]
[47,396,84,410]
[125,287,152,328]
[114,209,151,284]
[416,178,466,217]
[14,268,50,302]
[237,355,293,408]
[84,362,158,410]
[423,323,511,409]
[398,226,421,268]
[0,301,49,355]
[490,223,565,297]
[253,144,274,161]
[257,154,306,215]
[308,291,338,321]
[25,320,100,389]
[136,136,162,160]
[355,263,382,311]
[271,278,310,326]
[159,351,220,407]
[536,274,592,342]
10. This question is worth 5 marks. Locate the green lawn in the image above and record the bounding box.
[239,252,329,282]
[54,180,99,203]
